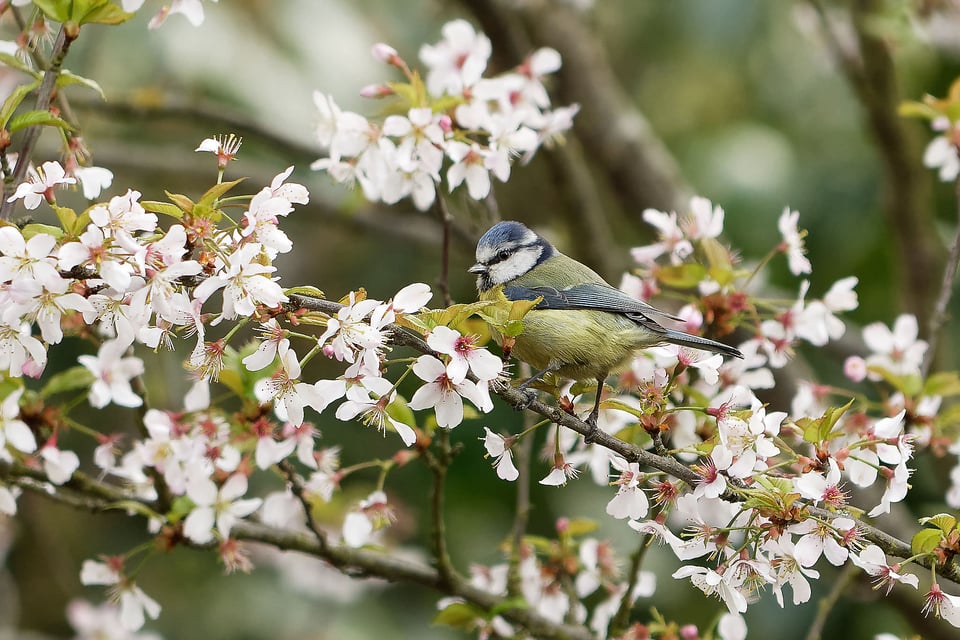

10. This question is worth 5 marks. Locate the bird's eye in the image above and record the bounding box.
[496,250,510,262]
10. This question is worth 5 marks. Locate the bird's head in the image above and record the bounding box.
[469,221,556,291]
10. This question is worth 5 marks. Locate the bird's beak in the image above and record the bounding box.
[468,263,488,274]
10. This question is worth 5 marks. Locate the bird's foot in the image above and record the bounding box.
[583,411,600,445]
[652,431,668,456]
[514,388,538,411]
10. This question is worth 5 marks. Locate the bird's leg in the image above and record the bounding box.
[514,362,560,410]
[583,376,606,444]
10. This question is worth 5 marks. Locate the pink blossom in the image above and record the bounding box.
[482,427,518,481]
[427,325,502,383]
[6,160,75,210]
[407,355,493,428]
[850,545,918,594]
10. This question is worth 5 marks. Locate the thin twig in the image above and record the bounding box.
[286,292,960,586]
[609,534,651,637]
[130,371,172,514]
[2,25,76,219]
[434,188,455,307]
[12,7,79,130]
[2,457,595,640]
[811,0,943,332]
[424,428,457,585]
[69,93,322,164]
[804,563,858,640]
[462,0,691,217]
[507,363,535,597]
[278,459,329,548]
[923,171,960,376]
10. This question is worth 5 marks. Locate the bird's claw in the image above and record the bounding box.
[514,388,538,411]
[583,412,600,444]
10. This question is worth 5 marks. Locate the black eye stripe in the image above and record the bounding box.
[484,242,538,266]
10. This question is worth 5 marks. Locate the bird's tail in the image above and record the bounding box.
[661,328,743,359]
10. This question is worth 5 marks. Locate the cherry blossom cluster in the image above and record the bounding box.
[1,9,959,640]
[462,196,960,636]
[121,0,217,29]
[0,132,516,630]
[440,524,658,638]
[311,19,579,211]
[908,77,960,182]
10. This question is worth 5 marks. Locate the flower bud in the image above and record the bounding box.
[359,83,394,99]
[843,355,867,382]
[371,43,398,63]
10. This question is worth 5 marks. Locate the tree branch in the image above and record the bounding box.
[923,171,960,376]
[507,365,535,598]
[610,534,650,636]
[286,292,960,586]
[463,0,691,218]
[804,563,858,640]
[811,0,943,333]
[278,459,329,548]
[2,457,595,640]
[2,25,76,219]
[423,428,458,586]
[433,189,455,307]
[68,94,320,166]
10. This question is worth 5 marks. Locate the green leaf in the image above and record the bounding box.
[21,223,64,240]
[142,200,185,220]
[411,301,497,335]
[386,395,417,433]
[285,286,326,299]
[0,379,21,402]
[866,365,922,397]
[32,0,71,22]
[40,365,94,398]
[754,474,794,495]
[433,602,484,628]
[0,53,40,79]
[387,81,419,109]
[657,263,707,289]
[217,369,246,399]
[701,237,732,272]
[924,372,960,398]
[197,177,246,209]
[165,192,195,215]
[166,495,196,524]
[71,0,135,25]
[600,398,645,420]
[911,528,943,556]
[898,100,941,120]
[8,110,75,134]
[489,598,529,616]
[0,79,41,129]
[523,535,557,554]
[498,319,526,338]
[508,298,540,322]
[564,518,599,537]
[103,500,162,520]
[57,71,105,99]
[52,204,79,235]
[801,398,855,444]
[430,94,464,114]
[73,207,93,234]
[919,513,958,535]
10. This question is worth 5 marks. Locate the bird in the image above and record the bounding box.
[469,220,742,435]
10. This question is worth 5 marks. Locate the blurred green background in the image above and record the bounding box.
[3,1,960,639]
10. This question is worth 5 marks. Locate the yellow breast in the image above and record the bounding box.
[479,285,659,382]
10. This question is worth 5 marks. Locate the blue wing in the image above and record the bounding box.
[503,283,682,322]
[502,283,743,359]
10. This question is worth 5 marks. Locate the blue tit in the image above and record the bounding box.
[469,220,742,431]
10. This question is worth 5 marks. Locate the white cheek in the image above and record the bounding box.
[490,248,540,284]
